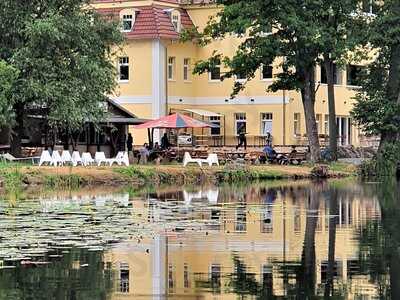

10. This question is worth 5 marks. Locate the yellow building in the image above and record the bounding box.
[91,0,365,147]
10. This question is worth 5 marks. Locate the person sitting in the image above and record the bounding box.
[138,143,150,164]
[161,133,171,150]
[149,142,162,162]
[262,144,277,163]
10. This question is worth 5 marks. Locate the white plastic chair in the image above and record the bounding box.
[71,151,83,166]
[95,152,110,166]
[183,152,207,167]
[109,151,129,166]
[61,150,72,165]
[206,153,219,166]
[51,151,63,166]
[81,152,94,166]
[38,151,52,166]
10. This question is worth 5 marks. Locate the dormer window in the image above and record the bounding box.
[122,15,133,32]
[120,9,137,33]
[171,10,181,32]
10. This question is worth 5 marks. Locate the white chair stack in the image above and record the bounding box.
[95,152,110,166]
[206,154,219,166]
[81,152,94,166]
[51,151,63,166]
[110,151,130,167]
[71,151,83,166]
[39,151,52,166]
[61,150,72,165]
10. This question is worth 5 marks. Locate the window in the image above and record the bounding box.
[122,14,134,32]
[234,113,246,135]
[171,10,181,32]
[324,114,329,134]
[261,207,273,233]
[118,57,129,81]
[294,113,301,136]
[209,59,221,81]
[261,113,273,136]
[183,58,190,81]
[210,116,221,135]
[119,262,130,293]
[210,264,221,292]
[320,64,342,84]
[261,64,273,80]
[362,0,379,14]
[168,57,175,80]
[346,65,364,86]
[316,114,322,133]
[168,264,174,290]
[235,71,247,81]
[235,205,247,232]
[184,264,190,288]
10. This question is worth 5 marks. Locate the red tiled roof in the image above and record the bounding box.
[96,5,194,40]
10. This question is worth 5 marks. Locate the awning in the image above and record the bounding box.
[183,109,223,117]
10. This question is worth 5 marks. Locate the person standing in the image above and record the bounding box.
[236,124,247,150]
[126,133,133,161]
[161,133,171,150]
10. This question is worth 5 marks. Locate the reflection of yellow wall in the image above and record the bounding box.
[105,184,380,299]
[92,0,364,146]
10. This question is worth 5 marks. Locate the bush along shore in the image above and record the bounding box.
[0,162,357,192]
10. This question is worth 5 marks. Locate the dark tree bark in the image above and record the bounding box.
[301,67,321,162]
[324,188,338,297]
[324,55,338,160]
[297,185,320,297]
[379,3,400,152]
[10,102,24,157]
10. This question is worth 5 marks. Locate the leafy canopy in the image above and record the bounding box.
[0,61,18,126]
[189,0,362,97]
[0,0,124,131]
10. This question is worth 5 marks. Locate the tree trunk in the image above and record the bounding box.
[324,56,338,160]
[301,68,321,162]
[379,1,400,151]
[297,186,320,297]
[10,102,24,157]
[324,188,338,297]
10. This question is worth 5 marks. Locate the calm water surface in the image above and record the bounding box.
[0,179,398,299]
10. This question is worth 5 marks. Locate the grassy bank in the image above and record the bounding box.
[0,161,357,191]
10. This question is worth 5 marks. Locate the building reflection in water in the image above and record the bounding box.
[104,181,381,299]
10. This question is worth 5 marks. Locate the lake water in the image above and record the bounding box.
[0,179,398,299]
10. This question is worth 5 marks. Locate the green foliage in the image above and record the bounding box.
[44,174,83,189]
[0,0,123,133]
[189,0,362,97]
[0,61,18,127]
[352,1,400,137]
[0,162,23,191]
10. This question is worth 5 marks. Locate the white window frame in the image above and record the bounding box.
[122,14,134,32]
[260,113,273,136]
[316,114,322,133]
[324,114,329,135]
[168,57,175,81]
[171,10,181,32]
[235,71,247,83]
[362,0,377,16]
[118,57,130,82]
[210,116,221,136]
[209,59,221,82]
[261,64,273,81]
[234,113,246,136]
[294,113,301,136]
[183,58,191,81]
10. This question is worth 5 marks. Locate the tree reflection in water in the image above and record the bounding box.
[359,180,400,299]
[0,249,113,300]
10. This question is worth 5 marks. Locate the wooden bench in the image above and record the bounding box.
[288,152,307,164]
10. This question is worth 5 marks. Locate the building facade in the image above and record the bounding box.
[91,0,364,147]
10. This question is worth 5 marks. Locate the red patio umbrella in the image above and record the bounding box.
[132,113,215,129]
